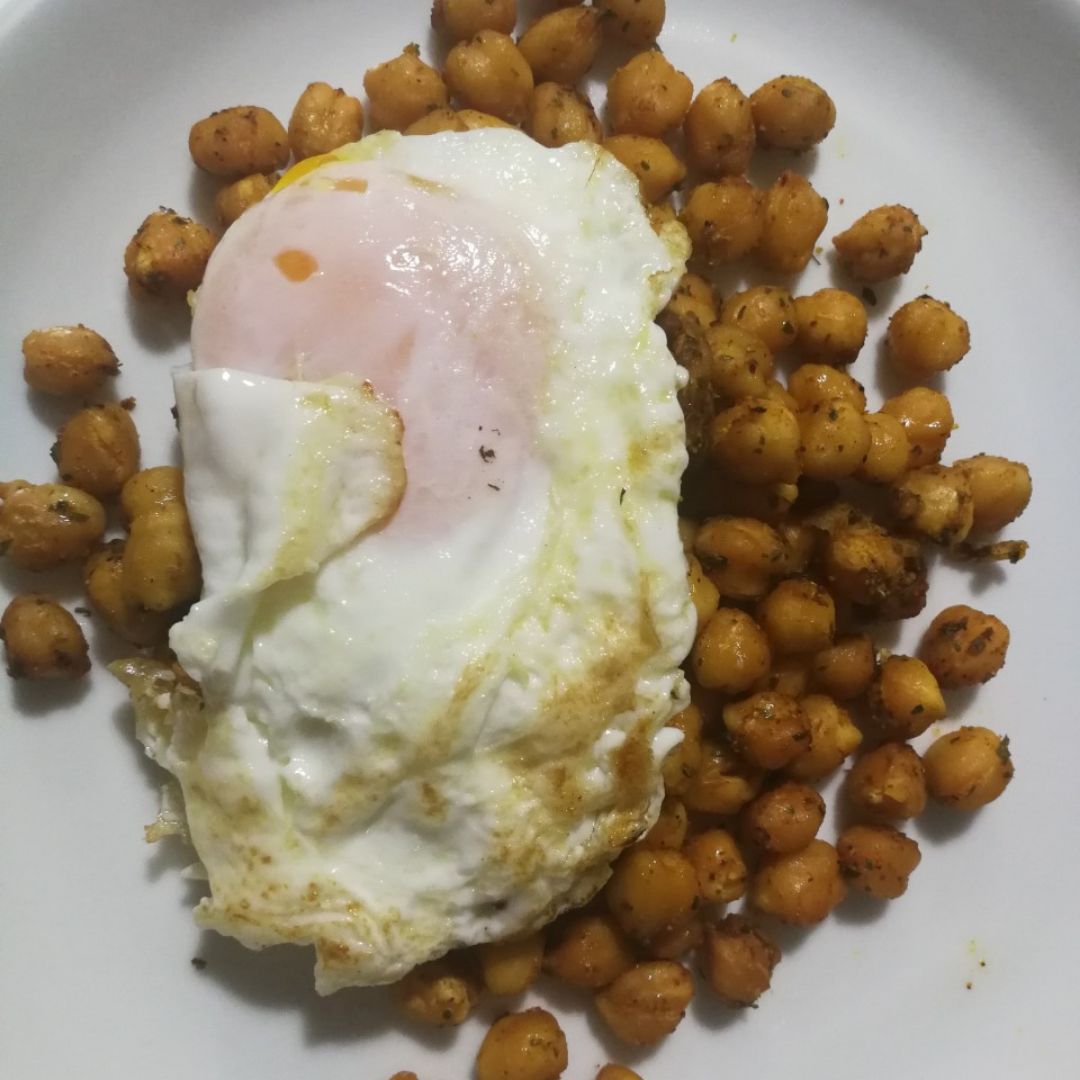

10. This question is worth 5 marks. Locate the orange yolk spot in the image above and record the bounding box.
[274,249,319,282]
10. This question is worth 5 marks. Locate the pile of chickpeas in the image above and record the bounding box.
[1,2,1035,1078]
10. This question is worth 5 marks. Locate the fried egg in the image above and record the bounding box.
[119,129,694,992]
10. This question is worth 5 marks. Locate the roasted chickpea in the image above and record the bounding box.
[365,45,450,132]
[605,849,698,941]
[683,828,747,903]
[603,135,686,203]
[719,286,798,353]
[690,608,772,693]
[596,1067,642,1080]
[710,397,801,485]
[700,915,780,1008]
[475,1007,567,1080]
[750,75,835,150]
[793,289,867,366]
[686,553,720,634]
[787,693,862,780]
[84,541,170,647]
[640,796,688,852]
[21,326,119,397]
[758,171,828,274]
[607,50,692,138]
[880,387,954,467]
[684,739,764,815]
[0,482,105,570]
[432,0,517,42]
[645,918,704,961]
[526,83,601,146]
[740,781,825,854]
[478,933,544,996]
[517,5,602,85]
[887,296,970,378]
[799,399,871,481]
[595,961,693,1046]
[124,210,217,299]
[757,578,836,655]
[694,516,785,601]
[681,179,764,263]
[683,78,754,176]
[188,106,289,178]
[389,1073,418,1080]
[544,913,635,989]
[120,466,183,524]
[954,455,1032,533]
[811,634,876,700]
[833,204,926,282]
[856,412,911,485]
[1,594,89,680]
[893,465,974,547]
[397,957,479,1026]
[457,108,517,129]
[287,82,364,161]
[595,0,665,47]
[214,172,278,227]
[754,654,812,698]
[822,524,913,613]
[444,31,533,125]
[871,654,946,740]
[920,604,1010,688]
[122,504,201,612]
[723,691,809,770]
[702,323,774,400]
[847,742,927,821]
[837,824,921,899]
[787,363,866,411]
[405,107,469,134]
[662,272,716,330]
[923,727,1013,810]
[751,839,845,925]
[54,403,140,498]
[662,704,704,797]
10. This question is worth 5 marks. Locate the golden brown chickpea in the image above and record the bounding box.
[120,466,184,524]
[690,608,772,693]
[662,703,703,796]
[787,693,862,780]
[605,849,698,941]
[686,553,719,634]
[0,482,105,570]
[792,289,867,366]
[837,824,922,899]
[645,918,704,961]
[723,691,809,770]
[124,210,217,299]
[893,465,974,547]
[84,541,171,647]
[694,516,786,601]
[753,654,811,698]
[602,135,686,203]
[871,654,946,740]
[287,82,364,161]
[799,399,871,481]
[596,1067,643,1080]
[1,594,89,680]
[681,179,764,263]
[518,5,602,85]
[432,0,517,42]
[919,604,1010,688]
[188,106,289,178]
[457,107,517,129]
[823,523,921,613]
[365,45,450,132]
[544,913,635,989]
[811,634,876,701]
[758,171,829,275]
[750,75,835,150]
[887,296,970,378]
[700,915,780,1008]
[122,504,201,612]
[683,739,764,815]
[702,323,774,400]
[662,273,716,330]
[847,742,927,821]
[595,0,666,47]
[444,31,533,125]
[762,379,800,415]
[22,326,119,397]
[595,961,693,1046]
[788,363,866,411]
[607,50,692,138]
[389,1073,418,1080]
[683,78,754,176]
[640,796,688,851]
[880,387,954,467]
[683,828,747,903]
[954,455,1032,533]
[404,107,469,135]
[397,958,479,1026]
[751,839,845,925]
[923,726,1013,810]
[719,286,798,353]
[526,83,601,146]
[856,413,911,485]
[740,781,825,854]
[214,172,278,227]
[709,397,801,485]
[54,403,140,498]
[757,578,836,655]
[478,932,544,996]
[475,1007,567,1080]
[833,204,926,282]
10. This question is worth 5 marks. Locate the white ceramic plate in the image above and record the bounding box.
[2,1,1079,1077]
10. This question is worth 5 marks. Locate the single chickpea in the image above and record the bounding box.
[478,932,544,996]
[700,915,780,1008]
[846,742,927,821]
[120,466,184,524]
[594,961,693,1046]
[1,595,89,680]
[719,285,798,353]
[777,520,819,574]
[709,397,801,485]
[701,323,774,400]
[880,387,954,467]
[954,455,1032,533]
[871,655,946,740]
[822,523,913,610]
[753,654,811,698]
[432,0,517,42]
[457,108,518,129]
[84,541,171,647]
[683,739,764,816]
[799,399,871,480]
[857,413,911,485]
[811,634,876,700]
[757,578,836,655]
[787,693,862,780]
[640,796,688,851]
[686,553,720,634]
[405,107,469,134]
[723,691,809,770]
[397,958,479,1026]
[188,106,289,178]
[683,828,747,903]
[475,1007,567,1080]
[788,363,866,411]
[833,204,926,282]
[644,917,704,961]
[0,482,105,570]
[690,608,772,694]
[662,703,704,796]
[287,82,364,161]
[445,31,533,125]
[517,5,603,85]
[792,289,867,366]
[681,179,764,262]
[683,78,754,176]
[124,210,217,299]
[740,781,825,854]
[526,83,601,146]
[596,1068,643,1080]
[762,379,800,414]
[214,172,278,227]
[662,272,716,330]
[837,824,922,899]
[389,1073,418,1080]
[605,849,699,941]
[544,913,635,989]
[54,403,140,498]
[693,516,786,601]
[923,727,1013,810]
[607,50,692,138]
[758,171,829,274]
[749,75,836,150]
[21,326,119,397]
[595,0,666,47]
[603,135,686,203]
[365,45,450,132]
[750,839,845,925]
[919,604,1010,688]
[887,296,971,378]
[893,465,974,547]
[122,504,202,612]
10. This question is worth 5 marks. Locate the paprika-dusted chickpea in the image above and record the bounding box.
[84,541,171,647]
[686,553,720,633]
[54,403,140,498]
[596,1069,642,1080]
[683,828,747,903]
[754,654,811,698]
[793,289,867,366]
[645,918,704,962]
[749,75,836,150]
[605,849,699,941]
[188,106,289,178]
[595,0,666,47]
[662,702,703,796]
[757,578,836,655]
[823,524,907,606]
[595,961,693,1046]
[837,824,922,899]
[214,172,278,228]
[923,726,1013,810]
[405,106,469,134]
[832,204,927,282]
[22,326,119,397]
[478,932,544,996]
[525,83,601,146]
[694,516,786,601]
[762,379,800,415]
[811,633,876,700]
[880,387,954,467]
[702,323,775,400]
[740,781,825,854]
[954,455,1032,533]
[847,742,927,821]
[787,693,862,780]
[684,739,764,816]
[710,397,801,485]
[444,31,533,125]
[856,412,911,484]
[700,915,780,1008]
[123,504,201,612]
[788,363,866,411]
[683,78,754,176]
[365,45,450,132]
[681,179,764,263]
[518,5,602,85]
[719,285,798,353]
[750,839,845,925]
[887,296,971,378]
[120,466,184,524]
[723,690,809,770]
[690,608,772,693]
[287,82,364,161]
[893,465,974,547]
[799,399,871,481]
[871,654,946,740]
[124,210,217,299]
[457,107,517,129]
[1,594,89,680]
[544,913,635,989]
[397,957,480,1026]
[607,50,692,138]
[758,171,828,275]
[920,604,1010,687]
[432,0,517,42]
[0,482,105,570]
[475,1007,567,1080]
[641,796,688,851]
[662,272,716,330]
[603,135,686,203]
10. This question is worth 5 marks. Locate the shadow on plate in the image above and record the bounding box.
[12,673,92,716]
[126,289,192,354]
[911,798,981,845]
[832,888,890,927]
